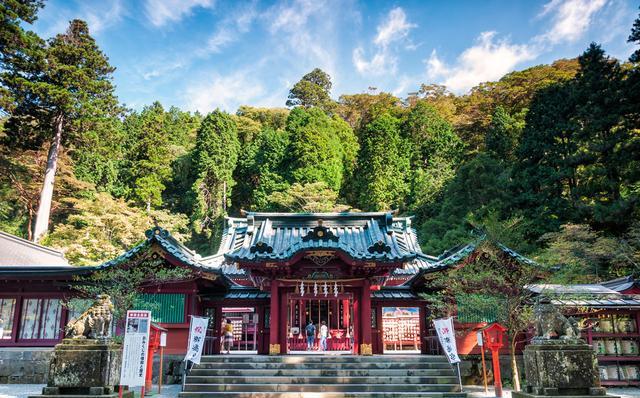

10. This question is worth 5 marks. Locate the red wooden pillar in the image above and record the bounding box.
[279,288,288,354]
[360,279,372,355]
[419,305,427,355]
[214,305,223,354]
[269,281,280,355]
[352,295,359,354]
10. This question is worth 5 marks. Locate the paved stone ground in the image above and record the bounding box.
[0,384,182,398]
[2,385,640,398]
[465,385,640,398]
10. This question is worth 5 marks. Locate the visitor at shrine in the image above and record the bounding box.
[222,318,234,354]
[320,321,328,351]
[305,320,316,351]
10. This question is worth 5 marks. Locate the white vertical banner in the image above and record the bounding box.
[120,310,152,387]
[433,317,461,364]
[184,316,209,365]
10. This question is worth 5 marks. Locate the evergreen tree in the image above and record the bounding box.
[190,110,240,248]
[286,68,336,112]
[2,20,119,241]
[284,107,355,192]
[0,0,44,112]
[353,113,410,211]
[485,106,524,161]
[232,127,290,211]
[123,102,172,210]
[629,7,640,63]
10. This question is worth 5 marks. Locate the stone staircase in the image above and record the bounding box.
[179,355,466,398]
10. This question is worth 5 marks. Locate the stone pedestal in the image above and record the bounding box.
[28,339,133,398]
[513,340,617,398]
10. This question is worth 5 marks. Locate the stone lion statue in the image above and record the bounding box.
[534,297,580,340]
[65,294,114,339]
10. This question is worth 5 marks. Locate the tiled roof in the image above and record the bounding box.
[217,212,438,273]
[0,230,69,266]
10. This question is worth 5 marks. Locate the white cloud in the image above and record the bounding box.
[144,0,215,27]
[263,0,344,88]
[352,7,416,76]
[374,7,416,48]
[423,0,609,94]
[184,70,266,112]
[36,0,125,38]
[268,0,325,34]
[206,3,257,54]
[426,32,537,93]
[538,0,607,44]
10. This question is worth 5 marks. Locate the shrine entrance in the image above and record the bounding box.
[221,307,259,353]
[382,307,421,353]
[287,294,354,353]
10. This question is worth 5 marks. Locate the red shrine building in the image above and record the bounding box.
[0,211,538,357]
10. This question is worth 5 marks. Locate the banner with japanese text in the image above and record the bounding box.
[184,316,209,364]
[120,310,152,387]
[433,317,461,364]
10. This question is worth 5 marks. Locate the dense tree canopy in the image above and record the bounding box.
[0,7,639,284]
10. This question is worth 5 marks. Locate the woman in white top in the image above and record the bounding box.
[319,321,328,351]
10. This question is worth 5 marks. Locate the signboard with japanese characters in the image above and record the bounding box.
[433,317,461,364]
[184,316,209,365]
[120,310,151,387]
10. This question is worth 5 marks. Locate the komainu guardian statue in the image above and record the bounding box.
[533,297,580,341]
[65,294,114,339]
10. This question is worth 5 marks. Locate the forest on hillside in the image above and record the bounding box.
[1,2,640,283]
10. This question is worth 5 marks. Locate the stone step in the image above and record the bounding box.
[182,384,461,393]
[188,368,456,377]
[199,355,447,363]
[191,362,452,370]
[178,393,467,398]
[185,376,459,384]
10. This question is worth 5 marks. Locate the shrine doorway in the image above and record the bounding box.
[287,294,354,354]
[221,307,259,354]
[382,307,421,353]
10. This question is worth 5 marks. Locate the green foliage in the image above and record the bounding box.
[284,107,356,192]
[233,128,290,211]
[286,68,336,112]
[190,110,240,245]
[536,223,638,283]
[353,112,411,211]
[267,182,352,213]
[42,192,189,265]
[71,256,192,321]
[629,7,640,63]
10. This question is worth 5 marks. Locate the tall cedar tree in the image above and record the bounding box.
[190,110,240,249]
[0,0,44,112]
[123,102,172,210]
[3,20,119,241]
[354,113,411,211]
[284,107,356,193]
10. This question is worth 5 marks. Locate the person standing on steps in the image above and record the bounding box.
[319,321,328,351]
[305,320,316,351]
[222,319,234,354]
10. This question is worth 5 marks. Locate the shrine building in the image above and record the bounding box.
[0,211,533,357]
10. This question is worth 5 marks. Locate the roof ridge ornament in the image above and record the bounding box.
[301,219,339,242]
[250,241,273,254]
[368,240,391,254]
[145,226,169,239]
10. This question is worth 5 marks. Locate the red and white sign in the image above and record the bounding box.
[184,316,209,365]
[120,310,151,387]
[433,317,461,364]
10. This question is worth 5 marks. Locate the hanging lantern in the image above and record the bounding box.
[300,280,305,296]
[340,283,345,293]
[323,281,328,297]
[314,282,318,296]
[334,281,338,297]
[295,284,300,294]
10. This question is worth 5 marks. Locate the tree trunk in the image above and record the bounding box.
[510,335,521,391]
[33,114,63,242]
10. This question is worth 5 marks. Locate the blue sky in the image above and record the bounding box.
[30,0,638,113]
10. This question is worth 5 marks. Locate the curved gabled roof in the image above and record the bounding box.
[215,212,432,268]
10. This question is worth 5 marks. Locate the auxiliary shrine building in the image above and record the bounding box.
[0,211,531,357]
